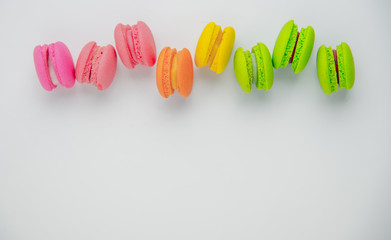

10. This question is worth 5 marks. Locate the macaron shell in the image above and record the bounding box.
[94,45,117,90]
[292,26,315,73]
[317,45,334,95]
[50,42,75,88]
[195,22,219,68]
[272,20,296,69]
[176,48,193,98]
[136,21,156,67]
[338,42,355,90]
[255,43,274,91]
[210,26,235,74]
[34,44,56,91]
[114,24,136,69]
[76,41,97,83]
[234,47,252,93]
[156,47,176,98]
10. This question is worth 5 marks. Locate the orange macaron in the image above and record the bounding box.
[156,47,193,98]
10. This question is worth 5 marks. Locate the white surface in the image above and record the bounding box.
[0,0,390,239]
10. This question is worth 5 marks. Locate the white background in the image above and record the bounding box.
[0,0,390,239]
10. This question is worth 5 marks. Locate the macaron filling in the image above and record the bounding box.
[81,44,105,87]
[47,56,59,86]
[90,46,104,87]
[333,49,339,85]
[207,27,224,67]
[47,43,61,86]
[251,53,258,85]
[327,47,344,93]
[171,54,178,90]
[289,32,300,64]
[81,44,98,83]
[326,46,339,93]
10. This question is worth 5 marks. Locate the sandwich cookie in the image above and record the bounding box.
[76,41,117,90]
[272,20,315,73]
[156,47,193,98]
[195,22,235,74]
[114,21,156,69]
[317,42,355,94]
[33,41,75,91]
[234,43,274,93]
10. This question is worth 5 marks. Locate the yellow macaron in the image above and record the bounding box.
[194,22,235,74]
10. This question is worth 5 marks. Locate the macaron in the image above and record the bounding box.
[195,22,235,74]
[317,42,355,94]
[33,41,75,91]
[272,20,315,73]
[114,21,156,69]
[156,47,193,98]
[234,43,274,93]
[75,41,117,90]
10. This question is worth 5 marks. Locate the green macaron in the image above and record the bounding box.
[234,43,274,93]
[317,42,355,94]
[272,20,315,73]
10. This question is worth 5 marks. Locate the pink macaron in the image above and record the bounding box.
[75,41,117,90]
[114,21,156,69]
[33,41,75,91]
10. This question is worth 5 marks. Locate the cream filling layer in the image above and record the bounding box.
[48,57,59,86]
[207,28,224,67]
[251,53,258,85]
[171,54,178,90]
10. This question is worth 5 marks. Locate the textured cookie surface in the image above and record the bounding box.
[156,47,176,98]
[272,20,297,69]
[291,26,315,73]
[234,47,252,93]
[176,48,194,98]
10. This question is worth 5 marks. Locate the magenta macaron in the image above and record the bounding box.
[33,41,75,91]
[114,21,156,69]
[75,41,117,90]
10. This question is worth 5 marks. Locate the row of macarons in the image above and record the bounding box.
[33,20,355,96]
